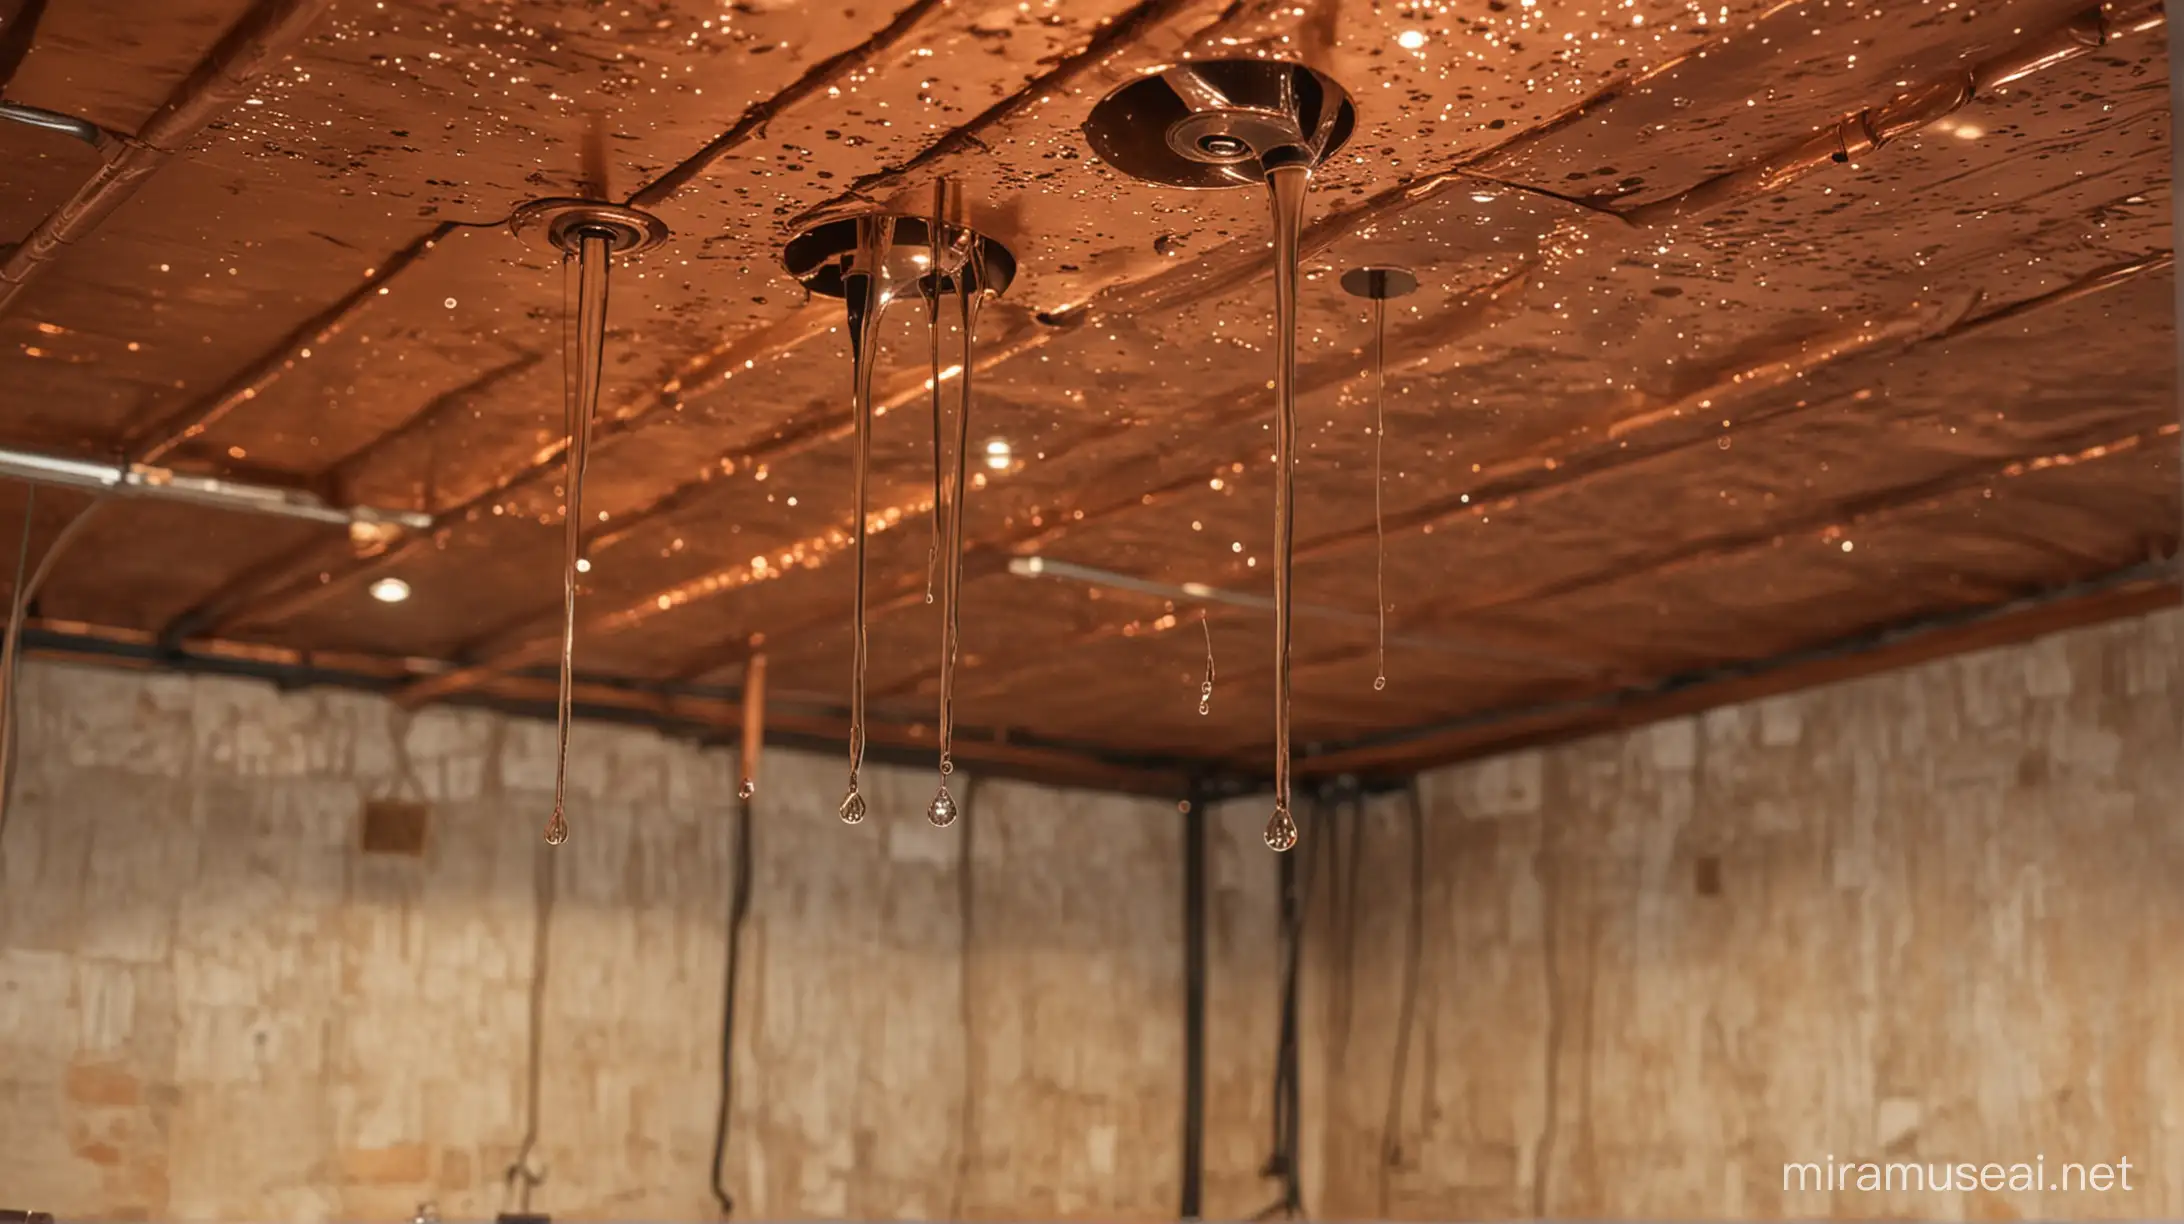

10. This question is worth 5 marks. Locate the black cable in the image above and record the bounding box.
[1254,793,1326,1221]
[504,838,556,1215]
[1377,778,1428,1216]
[947,774,981,1219]
[709,787,757,1217]
[0,489,102,858]
[1180,785,1210,1220]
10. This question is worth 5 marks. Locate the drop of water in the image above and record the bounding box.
[1263,805,1298,852]
[545,808,569,846]
[737,777,755,800]
[839,786,867,825]
[927,785,958,828]
[1373,675,1387,692]
[1198,681,1212,716]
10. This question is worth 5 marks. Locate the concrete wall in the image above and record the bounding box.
[0,661,1274,1221]
[3,604,2179,1222]
[1294,607,2184,1220]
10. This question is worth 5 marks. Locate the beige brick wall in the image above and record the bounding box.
[3,605,2178,1221]
[0,661,1275,1221]
[1294,608,2184,1219]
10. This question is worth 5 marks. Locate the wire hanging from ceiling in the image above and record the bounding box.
[0,486,104,858]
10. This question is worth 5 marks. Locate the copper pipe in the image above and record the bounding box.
[16,618,1195,797]
[738,654,767,798]
[0,0,333,315]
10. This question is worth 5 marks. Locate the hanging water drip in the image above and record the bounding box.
[508,198,669,847]
[1083,60,1357,854]
[781,183,1018,830]
[1198,610,1216,716]
[1340,266,1419,696]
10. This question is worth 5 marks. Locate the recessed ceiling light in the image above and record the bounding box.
[984,438,1012,470]
[369,577,411,604]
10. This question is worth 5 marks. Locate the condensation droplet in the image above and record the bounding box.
[839,785,867,825]
[927,785,958,827]
[545,808,569,846]
[1373,675,1387,692]
[1263,805,1298,852]
[737,777,755,800]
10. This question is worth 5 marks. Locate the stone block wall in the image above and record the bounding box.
[4,603,2180,1221]
[1294,607,2184,1219]
[0,662,1271,1221]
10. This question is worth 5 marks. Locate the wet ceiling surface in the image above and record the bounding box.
[0,0,2175,789]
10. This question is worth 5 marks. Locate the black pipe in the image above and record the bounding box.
[1254,796,1319,1221]
[1180,785,1210,1220]
[17,623,1230,793]
[709,789,757,1216]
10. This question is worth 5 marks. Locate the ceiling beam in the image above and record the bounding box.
[20,618,1198,798]
[121,222,459,464]
[0,0,334,315]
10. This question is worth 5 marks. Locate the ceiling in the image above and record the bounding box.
[0,0,2176,791]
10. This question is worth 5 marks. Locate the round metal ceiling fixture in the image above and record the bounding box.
[1081,59,1357,190]
[1340,266,1420,300]
[509,198,671,256]
[783,214,1018,300]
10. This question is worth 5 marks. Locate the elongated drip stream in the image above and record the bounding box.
[924,184,946,608]
[1371,294,1387,693]
[546,228,614,847]
[1198,611,1216,716]
[928,233,988,828]
[1261,153,1311,854]
[840,216,898,826]
[781,187,1016,832]
[1081,58,1357,855]
[506,197,666,847]
[1339,264,1417,697]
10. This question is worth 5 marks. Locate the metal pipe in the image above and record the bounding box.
[0,101,107,147]
[0,0,333,313]
[0,447,432,530]
[1005,555,1598,675]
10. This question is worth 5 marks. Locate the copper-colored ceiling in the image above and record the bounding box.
[1,0,2175,788]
